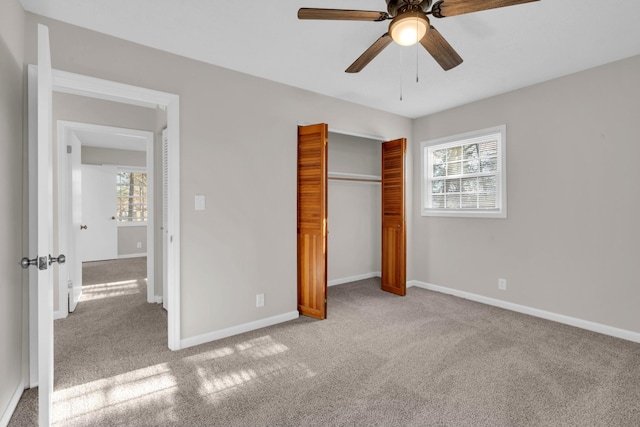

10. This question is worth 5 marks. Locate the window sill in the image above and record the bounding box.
[117,222,148,227]
[422,209,506,219]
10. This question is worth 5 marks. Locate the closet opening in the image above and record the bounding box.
[297,124,406,320]
[327,131,382,287]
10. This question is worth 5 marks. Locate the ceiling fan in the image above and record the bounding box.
[298,0,539,73]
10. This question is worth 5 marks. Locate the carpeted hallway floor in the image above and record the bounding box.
[9,258,640,426]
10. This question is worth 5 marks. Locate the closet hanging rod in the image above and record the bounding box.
[328,177,381,183]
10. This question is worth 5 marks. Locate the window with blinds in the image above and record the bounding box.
[421,125,507,218]
[116,171,148,222]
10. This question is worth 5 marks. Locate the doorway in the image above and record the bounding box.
[327,131,383,286]
[56,121,157,315]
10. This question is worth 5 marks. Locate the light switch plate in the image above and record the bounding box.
[195,194,206,211]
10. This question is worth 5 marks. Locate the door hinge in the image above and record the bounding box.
[67,145,72,154]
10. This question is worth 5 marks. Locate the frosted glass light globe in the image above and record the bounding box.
[390,11,429,46]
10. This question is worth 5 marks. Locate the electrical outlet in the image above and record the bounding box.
[256,293,265,308]
[136,242,142,249]
[498,278,507,291]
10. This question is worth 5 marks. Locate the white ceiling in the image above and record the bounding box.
[21,0,640,119]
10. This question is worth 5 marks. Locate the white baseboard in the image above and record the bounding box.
[1,379,24,427]
[118,253,147,259]
[53,310,67,320]
[328,272,380,287]
[154,296,163,304]
[180,311,300,350]
[408,280,640,344]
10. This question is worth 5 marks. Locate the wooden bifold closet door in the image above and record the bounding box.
[381,138,407,296]
[297,124,328,319]
[297,126,406,320]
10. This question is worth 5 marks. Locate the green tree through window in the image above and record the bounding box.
[116,171,147,222]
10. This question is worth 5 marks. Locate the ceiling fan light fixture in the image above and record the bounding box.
[389,10,428,47]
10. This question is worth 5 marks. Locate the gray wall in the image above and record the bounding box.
[412,55,640,334]
[118,226,147,256]
[25,14,412,340]
[328,133,381,282]
[53,91,158,129]
[82,146,146,167]
[0,0,25,419]
[328,132,381,175]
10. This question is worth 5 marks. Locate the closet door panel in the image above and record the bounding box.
[381,138,406,296]
[297,124,328,319]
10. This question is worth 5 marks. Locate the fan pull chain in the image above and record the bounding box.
[399,47,403,101]
[416,46,420,83]
[416,19,420,83]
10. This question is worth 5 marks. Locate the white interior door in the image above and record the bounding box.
[56,129,82,315]
[80,164,118,262]
[32,23,54,427]
[69,133,83,310]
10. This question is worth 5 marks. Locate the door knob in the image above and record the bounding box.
[80,225,87,230]
[20,257,37,269]
[21,256,48,270]
[111,216,116,220]
[49,254,66,266]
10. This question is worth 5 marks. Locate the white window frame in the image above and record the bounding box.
[116,166,148,225]
[420,125,507,218]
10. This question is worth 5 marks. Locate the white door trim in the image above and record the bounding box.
[57,121,157,311]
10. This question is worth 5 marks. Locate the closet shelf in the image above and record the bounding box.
[328,172,381,183]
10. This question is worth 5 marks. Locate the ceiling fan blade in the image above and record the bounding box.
[345,33,393,73]
[298,8,389,21]
[419,26,463,71]
[431,0,539,18]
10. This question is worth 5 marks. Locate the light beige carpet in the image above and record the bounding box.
[9,259,640,426]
